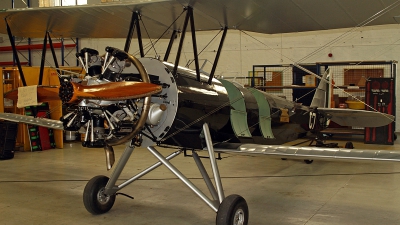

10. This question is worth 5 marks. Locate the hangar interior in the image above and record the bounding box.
[1,0,400,225]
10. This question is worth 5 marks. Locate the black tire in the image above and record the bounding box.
[83,175,116,215]
[344,142,354,149]
[304,159,313,164]
[216,194,248,225]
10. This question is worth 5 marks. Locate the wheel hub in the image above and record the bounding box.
[97,187,111,204]
[234,208,245,225]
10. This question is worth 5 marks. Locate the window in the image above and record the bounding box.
[62,0,87,6]
[39,0,87,7]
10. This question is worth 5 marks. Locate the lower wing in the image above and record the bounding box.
[212,143,400,162]
[0,113,64,130]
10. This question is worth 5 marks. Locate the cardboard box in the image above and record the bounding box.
[303,75,316,87]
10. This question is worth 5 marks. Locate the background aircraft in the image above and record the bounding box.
[0,1,399,225]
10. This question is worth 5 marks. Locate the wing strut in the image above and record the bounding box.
[124,11,136,52]
[172,7,189,78]
[28,38,32,66]
[38,31,48,85]
[172,6,201,81]
[5,19,26,86]
[123,11,143,57]
[135,13,144,57]
[38,32,61,85]
[163,30,177,62]
[188,6,201,82]
[208,27,228,85]
[47,33,60,70]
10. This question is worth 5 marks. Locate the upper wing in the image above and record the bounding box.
[318,107,395,127]
[0,0,399,38]
[181,0,400,34]
[0,1,195,38]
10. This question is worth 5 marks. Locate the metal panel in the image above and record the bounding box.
[248,88,274,139]
[218,79,252,138]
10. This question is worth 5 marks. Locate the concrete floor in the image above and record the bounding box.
[1,136,400,225]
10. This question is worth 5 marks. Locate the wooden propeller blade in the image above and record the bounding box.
[5,82,162,104]
[4,86,60,102]
[62,81,162,103]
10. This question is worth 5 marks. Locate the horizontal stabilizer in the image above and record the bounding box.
[213,144,400,162]
[318,108,395,127]
[0,113,64,130]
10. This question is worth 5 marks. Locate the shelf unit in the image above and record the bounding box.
[0,67,23,149]
[0,41,78,66]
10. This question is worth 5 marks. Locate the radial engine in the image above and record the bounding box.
[58,47,178,148]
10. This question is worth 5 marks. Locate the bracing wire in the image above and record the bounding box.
[132,9,186,57]
[295,0,400,64]
[186,29,223,67]
[239,0,400,122]
[139,16,158,58]
[241,0,400,79]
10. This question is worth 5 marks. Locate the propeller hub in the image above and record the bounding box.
[59,81,74,103]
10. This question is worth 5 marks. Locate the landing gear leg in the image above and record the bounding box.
[83,143,182,215]
[202,123,249,225]
[83,144,135,214]
[147,123,249,225]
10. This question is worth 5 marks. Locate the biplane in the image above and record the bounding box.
[0,1,399,225]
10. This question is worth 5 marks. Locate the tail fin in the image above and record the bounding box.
[310,68,332,108]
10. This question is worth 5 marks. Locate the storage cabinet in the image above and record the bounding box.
[1,68,20,113]
[364,78,395,145]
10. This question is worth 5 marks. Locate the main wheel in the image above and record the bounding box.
[304,159,314,164]
[83,175,116,214]
[216,194,248,225]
